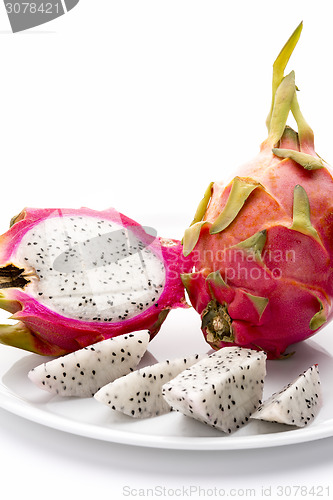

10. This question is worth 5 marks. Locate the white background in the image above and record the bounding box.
[0,1,333,499]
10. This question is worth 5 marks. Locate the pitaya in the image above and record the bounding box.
[94,353,204,418]
[28,331,149,397]
[181,22,333,359]
[162,346,266,433]
[251,364,322,427]
[0,207,189,355]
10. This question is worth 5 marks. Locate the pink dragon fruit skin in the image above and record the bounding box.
[181,22,333,359]
[0,206,189,356]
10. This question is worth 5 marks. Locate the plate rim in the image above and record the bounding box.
[1,381,333,451]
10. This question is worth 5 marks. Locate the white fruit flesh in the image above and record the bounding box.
[15,215,165,322]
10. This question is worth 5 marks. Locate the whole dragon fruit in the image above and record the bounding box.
[181,22,333,359]
[0,207,189,355]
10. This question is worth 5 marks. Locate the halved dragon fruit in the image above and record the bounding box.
[0,207,189,355]
[181,22,333,359]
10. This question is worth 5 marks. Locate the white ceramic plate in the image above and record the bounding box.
[0,306,333,450]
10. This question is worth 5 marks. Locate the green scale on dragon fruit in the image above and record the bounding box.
[28,331,149,398]
[162,347,267,433]
[181,22,333,359]
[94,353,205,418]
[0,207,190,355]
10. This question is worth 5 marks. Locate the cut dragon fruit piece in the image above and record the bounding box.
[162,346,267,433]
[251,364,322,427]
[28,331,149,397]
[94,353,205,418]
